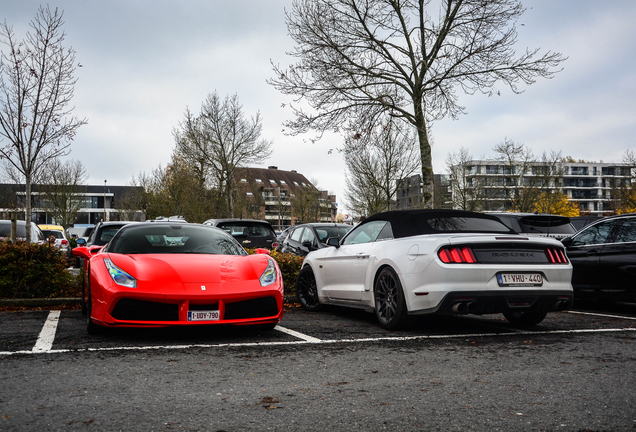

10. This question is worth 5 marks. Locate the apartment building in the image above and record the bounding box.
[234,166,337,230]
[445,160,635,215]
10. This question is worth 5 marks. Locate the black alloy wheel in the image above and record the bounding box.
[374,267,416,330]
[295,266,323,311]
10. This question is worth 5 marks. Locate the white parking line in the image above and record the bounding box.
[1,326,634,357]
[275,325,322,342]
[32,310,61,353]
[568,310,636,321]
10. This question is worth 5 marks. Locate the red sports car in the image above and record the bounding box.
[72,222,284,334]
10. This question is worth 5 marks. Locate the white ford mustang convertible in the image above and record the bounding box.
[295,210,573,329]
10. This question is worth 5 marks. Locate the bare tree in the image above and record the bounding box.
[614,149,636,214]
[134,156,222,223]
[173,92,273,217]
[39,158,87,228]
[492,139,564,212]
[0,6,87,241]
[291,180,325,224]
[445,147,487,211]
[344,118,420,215]
[269,0,566,206]
[491,139,538,212]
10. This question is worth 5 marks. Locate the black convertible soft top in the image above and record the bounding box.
[362,209,515,239]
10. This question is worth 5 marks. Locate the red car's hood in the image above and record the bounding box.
[105,253,271,284]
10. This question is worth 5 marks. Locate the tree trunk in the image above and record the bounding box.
[414,101,434,208]
[25,177,32,243]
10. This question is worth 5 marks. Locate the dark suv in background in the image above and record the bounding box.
[561,213,636,301]
[203,218,279,250]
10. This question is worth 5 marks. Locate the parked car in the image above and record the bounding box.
[39,224,70,255]
[276,227,292,246]
[279,223,352,257]
[489,212,576,239]
[0,220,45,243]
[151,216,187,223]
[72,222,283,334]
[295,209,573,329]
[79,221,138,249]
[67,226,94,241]
[203,219,279,250]
[569,216,602,231]
[75,221,138,275]
[561,214,636,301]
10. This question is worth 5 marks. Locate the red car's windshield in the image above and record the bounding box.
[107,224,247,256]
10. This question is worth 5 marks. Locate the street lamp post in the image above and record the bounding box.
[103,180,107,222]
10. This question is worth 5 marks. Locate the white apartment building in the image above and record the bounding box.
[447,160,635,216]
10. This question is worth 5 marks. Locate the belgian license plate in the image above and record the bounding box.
[187,310,220,321]
[497,273,543,287]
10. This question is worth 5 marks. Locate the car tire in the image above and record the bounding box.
[85,284,105,335]
[296,266,323,311]
[503,310,548,326]
[374,267,416,330]
[80,265,88,316]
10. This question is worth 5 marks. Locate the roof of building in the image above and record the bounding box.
[234,166,314,193]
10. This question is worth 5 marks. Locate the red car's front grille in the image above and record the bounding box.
[110,297,279,322]
[224,297,279,319]
[111,299,179,321]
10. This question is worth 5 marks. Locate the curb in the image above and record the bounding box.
[0,297,81,306]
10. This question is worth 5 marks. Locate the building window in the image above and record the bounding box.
[486,165,499,175]
[570,166,588,175]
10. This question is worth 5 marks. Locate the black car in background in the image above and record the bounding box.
[561,214,636,300]
[203,218,279,250]
[279,223,352,257]
[78,221,138,248]
[569,215,602,231]
[489,213,576,240]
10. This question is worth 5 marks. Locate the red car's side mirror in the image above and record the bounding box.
[72,246,92,260]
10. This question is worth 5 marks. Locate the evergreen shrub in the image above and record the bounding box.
[0,241,81,299]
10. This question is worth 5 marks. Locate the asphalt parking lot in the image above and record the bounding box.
[1,301,636,431]
[1,300,635,356]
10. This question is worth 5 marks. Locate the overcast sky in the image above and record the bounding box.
[2,1,635,215]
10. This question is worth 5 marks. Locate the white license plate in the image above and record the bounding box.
[497,273,543,287]
[187,310,220,321]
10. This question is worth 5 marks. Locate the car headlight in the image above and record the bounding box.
[259,259,277,287]
[104,258,137,288]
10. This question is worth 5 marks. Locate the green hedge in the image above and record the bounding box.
[0,243,303,300]
[247,249,304,295]
[0,241,81,299]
